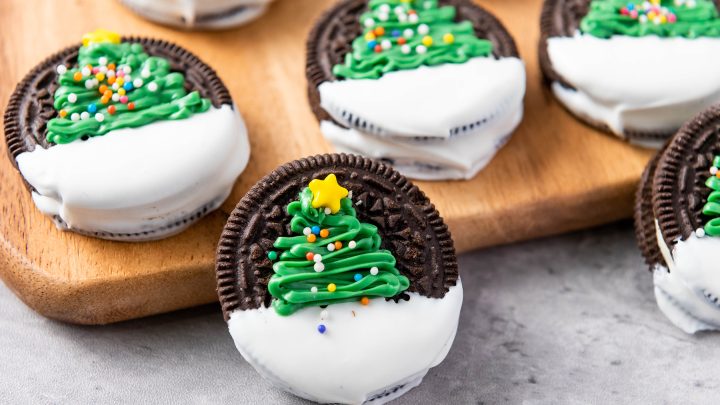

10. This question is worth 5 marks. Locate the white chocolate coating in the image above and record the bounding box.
[122,0,273,29]
[653,221,720,333]
[17,105,249,241]
[228,280,463,404]
[318,57,526,180]
[547,33,720,142]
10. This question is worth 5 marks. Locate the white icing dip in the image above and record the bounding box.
[17,105,249,240]
[547,33,720,139]
[318,57,526,180]
[122,0,273,29]
[228,280,463,404]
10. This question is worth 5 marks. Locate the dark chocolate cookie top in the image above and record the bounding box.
[216,153,459,320]
[634,143,667,270]
[651,105,720,256]
[3,37,232,162]
[306,0,519,122]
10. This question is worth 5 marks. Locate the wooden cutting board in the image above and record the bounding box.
[0,0,653,324]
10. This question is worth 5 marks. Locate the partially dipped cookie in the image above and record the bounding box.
[216,154,462,404]
[307,0,525,180]
[3,30,250,241]
[540,0,720,146]
[121,0,274,30]
[635,104,720,333]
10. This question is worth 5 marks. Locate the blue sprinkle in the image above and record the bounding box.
[354,273,362,282]
[391,29,401,37]
[367,40,377,50]
[317,324,327,334]
[87,103,97,113]
[123,82,134,91]
[311,226,321,235]
[627,3,635,10]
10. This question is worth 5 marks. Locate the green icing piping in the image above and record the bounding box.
[580,0,720,39]
[703,156,720,236]
[47,41,210,144]
[268,187,410,316]
[333,0,493,80]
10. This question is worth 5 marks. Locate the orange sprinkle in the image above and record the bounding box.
[108,63,116,71]
[334,241,342,250]
[85,64,93,70]
[108,77,116,85]
[360,297,369,306]
[128,102,135,110]
[59,110,67,118]
[716,172,720,179]
[319,229,329,238]
[100,96,110,104]
[103,90,112,98]
[99,84,108,94]
[374,27,385,36]
[73,72,82,81]
[307,234,317,243]
[398,37,407,45]
[305,252,314,261]
[107,105,116,115]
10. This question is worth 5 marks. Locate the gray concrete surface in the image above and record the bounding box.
[1,221,717,404]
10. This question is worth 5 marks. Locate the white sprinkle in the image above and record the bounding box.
[314,262,325,272]
[68,93,77,103]
[324,207,332,215]
[327,243,335,252]
[125,75,133,83]
[394,6,404,14]
[688,0,696,7]
[381,40,392,50]
[378,12,389,21]
[112,83,120,90]
[141,69,151,78]
[70,113,80,121]
[56,65,67,75]
[84,80,95,89]
[311,286,318,293]
[147,82,158,92]
[100,66,108,73]
[424,0,433,9]
[370,266,379,276]
[133,78,144,88]
[403,28,414,38]
[320,309,329,319]
[408,13,419,23]
[81,67,91,77]
[418,24,430,35]
[364,18,375,28]
[112,93,120,102]
[697,228,706,238]
[95,113,105,122]
[397,13,408,22]
[639,15,648,24]
[348,190,353,199]
[80,111,90,120]
[107,70,116,78]
[711,166,718,175]
[303,227,312,235]
[123,65,132,74]
[378,4,390,13]
[98,56,108,66]
[314,254,323,263]
[415,45,427,54]
[348,240,357,249]
[401,45,411,54]
[653,16,662,25]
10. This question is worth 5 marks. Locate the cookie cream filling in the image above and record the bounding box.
[16,105,249,241]
[122,0,272,29]
[318,57,526,180]
[547,33,720,143]
[653,220,720,333]
[228,280,463,405]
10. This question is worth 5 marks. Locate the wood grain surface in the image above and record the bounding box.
[0,0,654,324]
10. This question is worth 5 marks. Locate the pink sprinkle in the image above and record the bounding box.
[668,13,677,23]
[620,7,629,15]
[630,10,638,18]
[120,95,129,104]
[117,70,125,77]
[92,67,100,74]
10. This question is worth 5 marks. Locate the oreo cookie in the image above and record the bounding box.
[306,0,525,180]
[540,0,720,146]
[216,153,462,404]
[120,0,274,30]
[3,30,250,241]
[633,104,720,334]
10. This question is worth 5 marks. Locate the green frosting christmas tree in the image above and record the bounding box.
[581,0,720,39]
[333,0,493,80]
[267,174,410,316]
[47,29,210,144]
[702,156,720,237]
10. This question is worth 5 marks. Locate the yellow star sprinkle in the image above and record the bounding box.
[82,29,121,47]
[308,174,349,214]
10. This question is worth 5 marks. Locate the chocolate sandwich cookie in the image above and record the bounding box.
[216,153,462,404]
[540,0,720,146]
[306,0,526,181]
[633,104,720,334]
[4,29,250,241]
[121,0,274,30]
